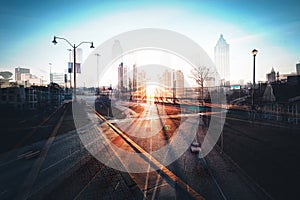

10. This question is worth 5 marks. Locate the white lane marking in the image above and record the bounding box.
[114,182,120,190]
[40,149,80,173]
[143,138,152,200]
[199,152,227,200]
[151,171,161,200]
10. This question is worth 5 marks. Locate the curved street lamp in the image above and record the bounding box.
[95,53,101,92]
[251,49,258,110]
[52,36,94,101]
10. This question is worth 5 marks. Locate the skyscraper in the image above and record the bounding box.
[118,62,124,91]
[162,70,172,88]
[160,70,172,97]
[214,34,230,85]
[15,67,30,82]
[137,70,146,89]
[266,67,276,83]
[296,62,300,75]
[175,70,184,97]
[123,65,128,91]
[133,64,137,91]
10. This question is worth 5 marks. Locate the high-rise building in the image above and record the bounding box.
[296,62,300,75]
[118,62,124,91]
[214,34,230,85]
[112,40,123,60]
[117,62,129,92]
[266,67,276,83]
[15,67,30,82]
[137,70,146,89]
[175,70,184,97]
[162,70,172,88]
[133,64,137,91]
[123,65,128,91]
[160,70,172,97]
[14,67,42,87]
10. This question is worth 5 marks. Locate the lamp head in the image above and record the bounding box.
[52,36,57,45]
[90,42,95,48]
[252,49,258,56]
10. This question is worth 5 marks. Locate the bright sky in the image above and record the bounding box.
[0,0,299,85]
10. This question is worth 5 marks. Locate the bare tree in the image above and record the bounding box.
[190,66,210,103]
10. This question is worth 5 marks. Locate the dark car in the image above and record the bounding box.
[95,94,112,116]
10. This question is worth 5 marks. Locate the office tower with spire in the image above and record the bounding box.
[214,34,230,86]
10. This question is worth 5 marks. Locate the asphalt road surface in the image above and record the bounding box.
[0,95,298,199]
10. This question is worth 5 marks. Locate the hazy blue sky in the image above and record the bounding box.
[0,0,299,84]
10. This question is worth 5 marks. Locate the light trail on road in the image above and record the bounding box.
[84,101,205,200]
[79,98,269,199]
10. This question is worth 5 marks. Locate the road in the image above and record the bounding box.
[0,95,290,199]
[74,96,269,199]
[220,113,300,200]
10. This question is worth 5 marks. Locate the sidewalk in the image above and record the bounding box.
[226,112,300,130]
[202,142,273,200]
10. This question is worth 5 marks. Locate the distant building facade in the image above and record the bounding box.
[0,84,64,111]
[15,67,42,87]
[123,65,128,91]
[15,67,30,81]
[158,70,172,97]
[118,62,124,91]
[175,70,184,97]
[296,62,300,75]
[133,64,137,91]
[214,34,230,86]
[137,70,146,89]
[0,86,26,110]
[287,75,300,85]
[266,67,276,83]
[278,72,297,82]
[162,70,171,88]
[52,73,65,86]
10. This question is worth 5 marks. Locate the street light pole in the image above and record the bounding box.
[49,63,52,83]
[95,53,100,92]
[251,49,258,110]
[67,49,72,89]
[173,70,176,104]
[73,44,77,100]
[52,36,94,101]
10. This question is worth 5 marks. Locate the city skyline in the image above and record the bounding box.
[1,2,300,199]
[0,1,299,84]
[4,57,299,89]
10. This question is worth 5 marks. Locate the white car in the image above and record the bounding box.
[190,142,201,153]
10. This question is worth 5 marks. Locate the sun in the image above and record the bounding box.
[146,84,159,103]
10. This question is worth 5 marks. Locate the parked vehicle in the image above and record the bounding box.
[190,141,201,153]
[95,94,112,116]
